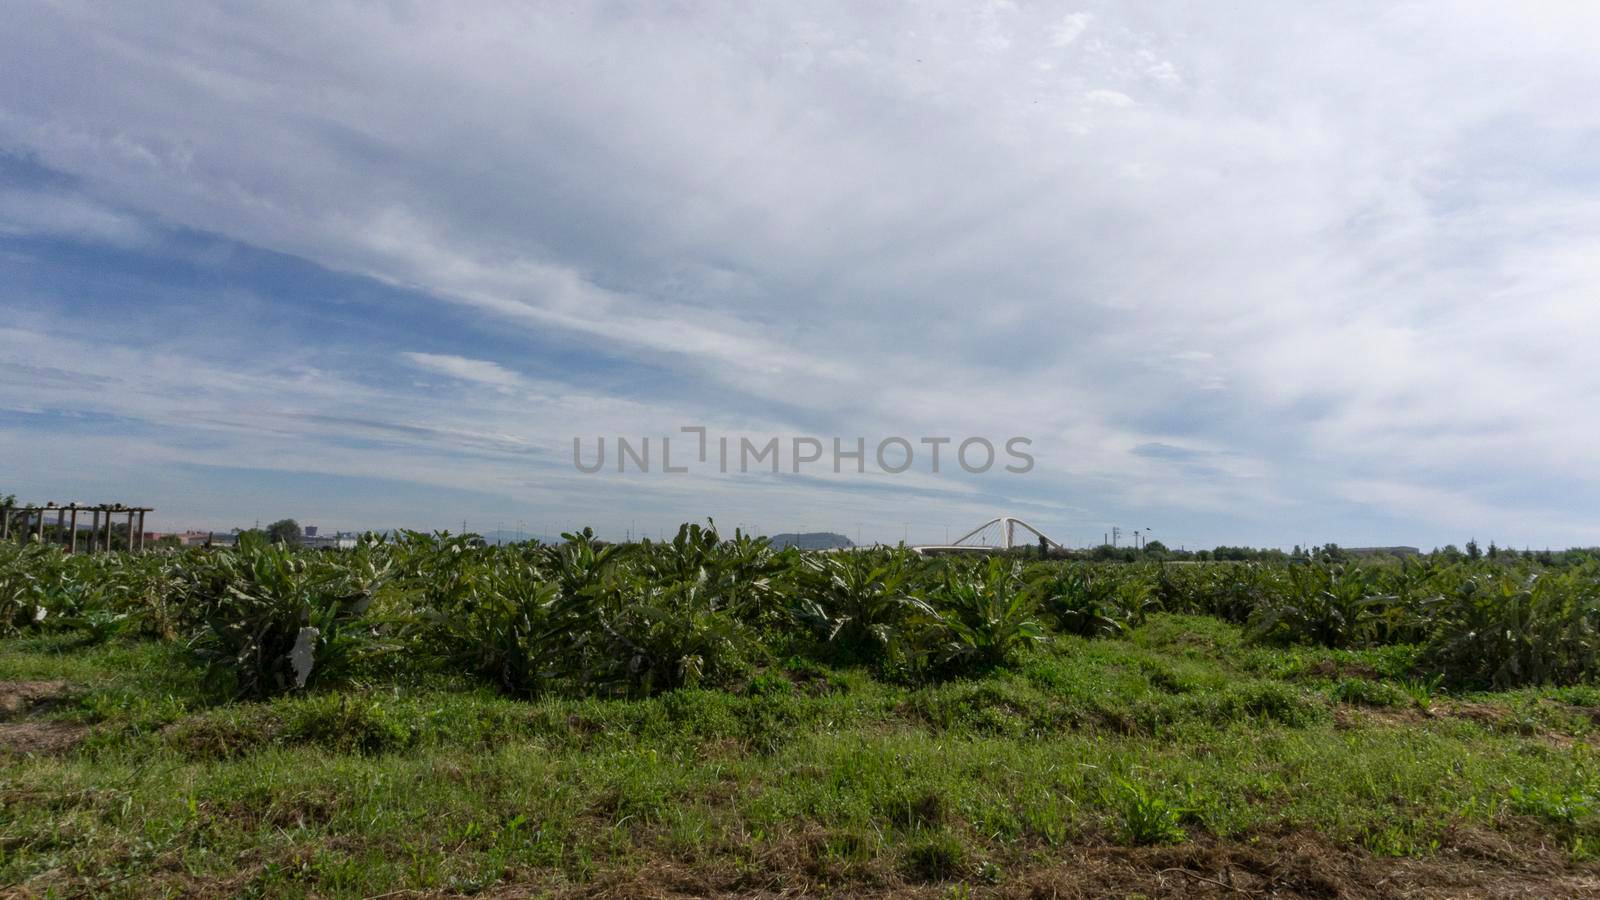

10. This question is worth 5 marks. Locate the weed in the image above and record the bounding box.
[903,830,968,881]
[1113,778,1188,845]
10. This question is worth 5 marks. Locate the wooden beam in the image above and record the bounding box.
[69,506,79,553]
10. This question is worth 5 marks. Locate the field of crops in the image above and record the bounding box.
[5,525,1600,896]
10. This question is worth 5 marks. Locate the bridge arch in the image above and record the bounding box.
[909,515,1065,554]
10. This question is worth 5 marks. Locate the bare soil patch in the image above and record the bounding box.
[0,680,72,719]
[0,680,86,755]
[0,720,89,755]
[1335,700,1589,748]
[529,829,1600,899]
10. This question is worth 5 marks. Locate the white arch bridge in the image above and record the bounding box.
[907,515,1065,555]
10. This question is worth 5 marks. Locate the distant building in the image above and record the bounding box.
[144,527,353,549]
[301,532,357,550]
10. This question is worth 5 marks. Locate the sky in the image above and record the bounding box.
[3,1,1600,550]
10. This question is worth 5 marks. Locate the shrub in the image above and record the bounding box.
[573,572,763,695]
[186,534,392,698]
[926,558,1047,673]
[0,544,67,634]
[1247,563,1392,649]
[427,553,563,697]
[1035,565,1152,637]
[1422,566,1600,688]
[792,547,937,670]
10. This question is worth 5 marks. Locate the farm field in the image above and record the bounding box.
[4,528,1600,897]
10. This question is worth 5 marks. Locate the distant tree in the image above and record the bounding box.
[1487,541,1500,560]
[265,518,303,545]
[1143,539,1169,556]
[1,491,17,539]
[1038,533,1049,559]
[1466,538,1481,561]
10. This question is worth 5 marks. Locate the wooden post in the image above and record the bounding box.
[136,510,146,550]
[69,506,79,553]
[35,508,45,543]
[104,508,113,551]
[127,510,137,551]
[88,509,98,552]
[1,503,9,542]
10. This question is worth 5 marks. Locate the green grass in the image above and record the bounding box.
[4,614,1599,896]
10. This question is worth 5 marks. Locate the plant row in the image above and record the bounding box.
[3,524,1599,698]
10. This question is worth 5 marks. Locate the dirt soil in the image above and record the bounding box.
[0,679,71,718]
[0,680,87,755]
[536,828,1600,899]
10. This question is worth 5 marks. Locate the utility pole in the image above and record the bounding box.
[1112,526,1121,548]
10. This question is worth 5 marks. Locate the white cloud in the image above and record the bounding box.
[0,188,150,246]
[1084,88,1134,108]
[401,352,528,392]
[1051,12,1092,48]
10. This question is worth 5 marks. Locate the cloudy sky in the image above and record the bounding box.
[3,2,1599,549]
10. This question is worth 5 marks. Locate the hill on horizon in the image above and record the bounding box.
[767,531,854,551]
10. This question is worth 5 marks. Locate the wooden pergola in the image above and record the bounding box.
[0,503,155,552]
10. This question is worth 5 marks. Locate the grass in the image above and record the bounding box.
[3,614,1600,896]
